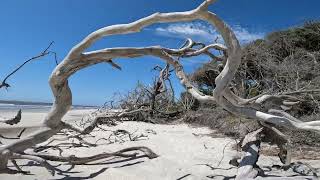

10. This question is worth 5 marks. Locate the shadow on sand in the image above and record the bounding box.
[1,155,148,179]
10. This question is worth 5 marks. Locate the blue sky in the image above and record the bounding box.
[0,0,319,105]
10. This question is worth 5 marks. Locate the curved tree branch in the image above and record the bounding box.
[1,0,319,177]
[0,0,217,170]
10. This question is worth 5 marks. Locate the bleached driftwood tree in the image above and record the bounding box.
[1,0,320,178]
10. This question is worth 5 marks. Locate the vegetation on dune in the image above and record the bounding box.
[0,0,319,177]
[187,21,320,147]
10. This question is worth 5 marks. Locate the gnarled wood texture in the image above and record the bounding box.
[1,0,319,177]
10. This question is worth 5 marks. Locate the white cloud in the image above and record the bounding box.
[155,22,216,42]
[232,25,265,44]
[154,22,264,44]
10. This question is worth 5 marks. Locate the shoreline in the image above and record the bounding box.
[0,99,99,113]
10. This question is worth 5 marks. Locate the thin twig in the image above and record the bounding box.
[0,41,57,89]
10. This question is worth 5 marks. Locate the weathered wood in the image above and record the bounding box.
[0,0,218,171]
[0,110,22,125]
[27,146,158,165]
[0,0,319,175]
[236,128,263,180]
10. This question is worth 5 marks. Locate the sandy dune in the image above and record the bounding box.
[0,110,319,179]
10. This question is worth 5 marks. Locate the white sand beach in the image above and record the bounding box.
[0,109,319,179]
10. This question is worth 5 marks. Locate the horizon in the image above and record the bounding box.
[0,0,319,106]
[0,99,98,107]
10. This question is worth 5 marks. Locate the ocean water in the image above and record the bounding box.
[0,103,50,112]
[0,103,95,113]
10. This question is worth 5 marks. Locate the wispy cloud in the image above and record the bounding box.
[232,25,265,44]
[154,21,264,44]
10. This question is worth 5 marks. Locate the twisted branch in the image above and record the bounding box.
[1,0,319,177]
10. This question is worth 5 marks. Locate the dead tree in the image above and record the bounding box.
[149,64,171,115]
[118,64,174,119]
[99,64,177,122]
[1,0,320,178]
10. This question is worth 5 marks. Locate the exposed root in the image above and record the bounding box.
[0,110,22,125]
[0,0,319,177]
[236,128,264,180]
[10,153,56,176]
[27,146,158,165]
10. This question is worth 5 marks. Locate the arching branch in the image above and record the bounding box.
[0,0,319,178]
[0,0,218,173]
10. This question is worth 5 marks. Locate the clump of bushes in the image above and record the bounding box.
[182,21,320,147]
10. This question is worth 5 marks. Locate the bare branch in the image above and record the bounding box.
[0,41,57,89]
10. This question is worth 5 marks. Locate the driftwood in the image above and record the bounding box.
[33,128,148,153]
[0,109,21,125]
[149,63,171,116]
[230,125,318,179]
[260,122,292,166]
[28,146,158,165]
[0,0,319,177]
[236,128,263,180]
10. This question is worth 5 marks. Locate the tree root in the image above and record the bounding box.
[11,153,56,176]
[0,110,22,125]
[1,0,319,178]
[236,128,264,180]
[1,146,158,176]
[27,146,158,165]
